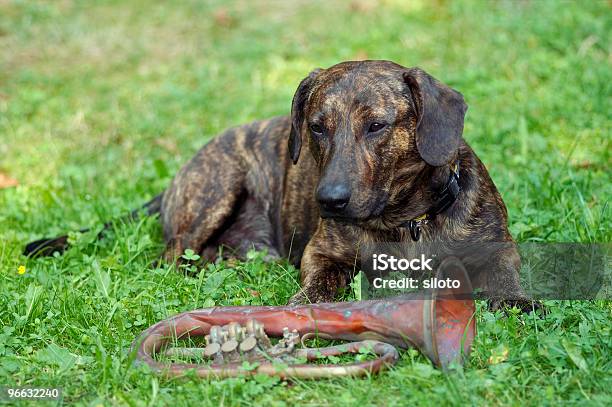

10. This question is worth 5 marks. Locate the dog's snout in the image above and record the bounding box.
[317,183,351,213]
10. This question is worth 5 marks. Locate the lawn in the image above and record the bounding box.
[0,0,610,405]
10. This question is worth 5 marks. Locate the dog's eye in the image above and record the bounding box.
[368,122,386,133]
[309,124,324,134]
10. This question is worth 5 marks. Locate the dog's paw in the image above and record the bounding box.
[488,298,546,315]
[287,291,310,306]
[287,289,337,306]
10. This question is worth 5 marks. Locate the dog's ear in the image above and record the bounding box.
[289,69,321,164]
[403,68,467,166]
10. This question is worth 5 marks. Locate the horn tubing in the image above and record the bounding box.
[132,256,476,377]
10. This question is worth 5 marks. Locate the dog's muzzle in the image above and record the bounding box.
[316,182,351,216]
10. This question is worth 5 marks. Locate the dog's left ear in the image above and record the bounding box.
[403,68,468,167]
[289,69,321,164]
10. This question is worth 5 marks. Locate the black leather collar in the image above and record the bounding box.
[400,161,461,241]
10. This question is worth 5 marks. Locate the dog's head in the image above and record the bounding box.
[289,60,467,223]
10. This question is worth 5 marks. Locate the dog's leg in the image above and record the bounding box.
[481,246,543,313]
[203,195,282,262]
[160,138,247,263]
[287,250,348,305]
[287,227,353,305]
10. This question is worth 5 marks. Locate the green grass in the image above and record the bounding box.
[1,0,610,405]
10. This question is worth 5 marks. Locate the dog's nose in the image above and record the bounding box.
[316,183,351,213]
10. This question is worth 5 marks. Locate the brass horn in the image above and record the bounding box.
[132,256,476,379]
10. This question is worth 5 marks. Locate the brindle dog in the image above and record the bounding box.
[25,60,529,308]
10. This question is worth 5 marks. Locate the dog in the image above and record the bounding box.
[25,60,530,309]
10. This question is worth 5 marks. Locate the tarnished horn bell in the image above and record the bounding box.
[131,256,476,378]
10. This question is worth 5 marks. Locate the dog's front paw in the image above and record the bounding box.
[287,288,337,306]
[287,291,310,306]
[489,298,546,315]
